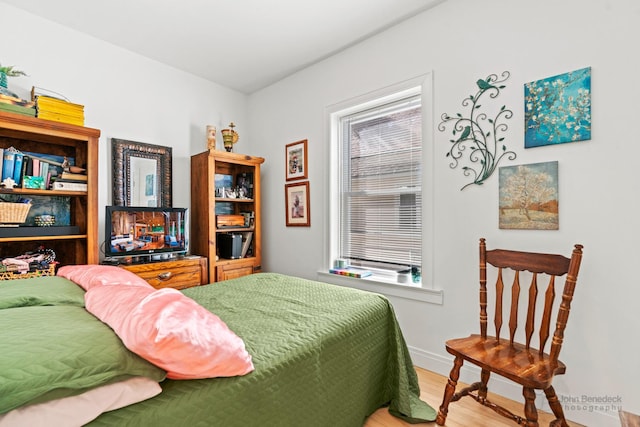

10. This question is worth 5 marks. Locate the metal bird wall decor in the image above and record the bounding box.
[439,71,516,190]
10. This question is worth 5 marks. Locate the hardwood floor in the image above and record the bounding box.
[364,367,585,427]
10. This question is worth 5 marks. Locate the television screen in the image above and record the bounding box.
[105,206,188,259]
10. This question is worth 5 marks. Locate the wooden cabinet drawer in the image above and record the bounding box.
[120,256,207,290]
[135,265,200,290]
[216,258,256,282]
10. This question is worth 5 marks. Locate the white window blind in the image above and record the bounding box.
[338,94,422,270]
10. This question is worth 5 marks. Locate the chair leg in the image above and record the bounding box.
[523,387,539,427]
[436,356,463,426]
[544,386,569,427]
[478,368,490,401]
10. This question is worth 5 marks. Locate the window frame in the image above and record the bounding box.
[321,73,442,304]
[338,93,423,270]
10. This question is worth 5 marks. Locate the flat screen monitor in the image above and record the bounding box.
[104,205,188,259]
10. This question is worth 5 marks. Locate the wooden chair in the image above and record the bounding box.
[436,238,584,427]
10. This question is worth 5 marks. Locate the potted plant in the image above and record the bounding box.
[0,64,27,93]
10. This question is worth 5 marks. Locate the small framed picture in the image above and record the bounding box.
[285,181,310,226]
[285,139,308,181]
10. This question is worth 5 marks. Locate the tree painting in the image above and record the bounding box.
[524,67,591,148]
[499,161,558,230]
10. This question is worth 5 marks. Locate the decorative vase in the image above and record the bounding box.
[221,122,238,152]
[206,125,217,151]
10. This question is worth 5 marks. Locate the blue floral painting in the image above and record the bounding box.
[524,67,591,148]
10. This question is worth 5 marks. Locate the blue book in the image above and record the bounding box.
[1,150,15,181]
[12,152,24,185]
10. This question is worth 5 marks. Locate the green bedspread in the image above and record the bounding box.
[89,272,436,426]
[0,276,166,414]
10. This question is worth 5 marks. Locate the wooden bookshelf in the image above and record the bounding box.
[190,150,264,283]
[0,111,100,266]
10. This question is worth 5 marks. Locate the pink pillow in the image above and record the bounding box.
[57,265,152,291]
[85,285,254,380]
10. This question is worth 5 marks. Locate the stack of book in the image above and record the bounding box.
[329,266,373,278]
[0,93,36,117]
[0,147,86,191]
[1,148,60,189]
[52,171,87,192]
[33,94,84,126]
[1,147,26,186]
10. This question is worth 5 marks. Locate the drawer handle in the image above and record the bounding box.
[157,272,172,281]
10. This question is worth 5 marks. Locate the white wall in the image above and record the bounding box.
[248,1,640,425]
[2,1,638,425]
[0,2,247,247]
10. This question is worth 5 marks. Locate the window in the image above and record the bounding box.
[334,88,422,281]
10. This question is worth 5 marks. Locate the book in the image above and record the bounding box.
[0,102,37,117]
[37,109,84,119]
[0,93,35,107]
[32,158,40,177]
[52,180,87,191]
[37,111,84,123]
[39,162,51,188]
[24,156,32,176]
[329,267,373,278]
[12,152,24,185]
[240,231,253,258]
[2,150,15,181]
[36,111,84,126]
[33,94,84,111]
[52,177,85,184]
[61,171,87,181]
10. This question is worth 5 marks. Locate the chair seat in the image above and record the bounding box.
[445,334,566,389]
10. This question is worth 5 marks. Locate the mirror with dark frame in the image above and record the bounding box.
[111,138,172,207]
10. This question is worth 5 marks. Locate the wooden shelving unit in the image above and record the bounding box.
[0,111,100,266]
[190,150,264,283]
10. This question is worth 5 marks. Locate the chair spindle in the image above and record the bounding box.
[525,273,538,349]
[509,271,520,345]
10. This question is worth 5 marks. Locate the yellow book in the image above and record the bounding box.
[34,95,84,110]
[37,109,84,120]
[37,112,84,126]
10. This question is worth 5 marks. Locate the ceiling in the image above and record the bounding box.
[2,0,443,94]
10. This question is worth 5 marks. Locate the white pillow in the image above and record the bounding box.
[0,376,161,427]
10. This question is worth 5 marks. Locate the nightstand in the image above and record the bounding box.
[119,256,208,290]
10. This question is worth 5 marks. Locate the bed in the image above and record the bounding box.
[0,270,436,426]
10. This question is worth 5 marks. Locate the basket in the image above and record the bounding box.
[0,263,56,281]
[0,202,31,224]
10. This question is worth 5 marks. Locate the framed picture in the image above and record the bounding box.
[112,138,172,207]
[285,181,310,226]
[499,161,559,230]
[524,67,591,148]
[285,139,308,181]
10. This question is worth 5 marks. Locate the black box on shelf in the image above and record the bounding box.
[218,233,242,259]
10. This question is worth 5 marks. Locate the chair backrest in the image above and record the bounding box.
[478,238,583,364]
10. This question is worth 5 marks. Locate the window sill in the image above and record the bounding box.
[317,270,443,305]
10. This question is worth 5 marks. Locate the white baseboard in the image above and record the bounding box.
[408,345,619,427]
